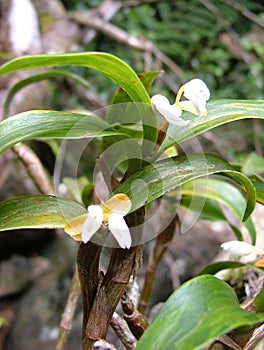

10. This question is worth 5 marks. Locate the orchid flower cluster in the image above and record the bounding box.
[64,79,211,248]
[151,78,210,124]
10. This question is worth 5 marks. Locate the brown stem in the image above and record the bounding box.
[77,242,103,338]
[82,207,145,349]
[138,215,178,314]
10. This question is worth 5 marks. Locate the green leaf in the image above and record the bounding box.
[198,261,245,275]
[136,275,264,350]
[4,69,91,117]
[181,196,226,221]
[0,195,86,231]
[117,70,161,103]
[0,52,157,145]
[180,178,256,243]
[242,152,264,176]
[0,110,122,154]
[110,70,161,106]
[161,99,264,153]
[116,153,256,221]
[252,180,264,204]
[0,52,150,103]
[254,287,264,312]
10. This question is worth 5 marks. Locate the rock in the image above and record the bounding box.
[0,255,50,298]
[4,235,82,350]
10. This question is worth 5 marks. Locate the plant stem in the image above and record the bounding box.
[77,242,102,338]
[138,215,178,314]
[81,207,145,349]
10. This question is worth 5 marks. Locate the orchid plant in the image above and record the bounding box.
[0,52,264,350]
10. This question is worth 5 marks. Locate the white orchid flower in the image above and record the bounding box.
[64,193,132,249]
[221,240,264,258]
[151,94,183,125]
[151,78,210,123]
[177,78,210,116]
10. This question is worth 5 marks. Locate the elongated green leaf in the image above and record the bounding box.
[0,52,157,144]
[0,52,149,103]
[116,153,256,221]
[254,287,264,312]
[198,261,245,275]
[110,70,161,106]
[136,275,264,350]
[160,99,264,153]
[242,152,264,176]
[253,180,264,204]
[180,178,256,243]
[0,110,122,154]
[0,195,86,231]
[4,69,91,117]
[107,71,161,127]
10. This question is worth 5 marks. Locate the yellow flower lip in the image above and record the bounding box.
[175,78,210,116]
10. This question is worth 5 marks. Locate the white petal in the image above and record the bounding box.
[82,205,103,243]
[182,79,210,115]
[103,194,131,216]
[151,94,183,125]
[151,94,171,107]
[221,241,264,257]
[183,79,210,101]
[108,213,131,249]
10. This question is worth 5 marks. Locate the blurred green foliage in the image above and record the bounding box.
[61,0,264,100]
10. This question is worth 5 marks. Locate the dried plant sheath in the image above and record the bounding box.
[111,312,137,350]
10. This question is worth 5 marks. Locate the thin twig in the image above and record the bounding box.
[138,214,178,314]
[69,11,184,82]
[12,143,55,195]
[221,0,264,29]
[198,0,256,63]
[56,266,81,350]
